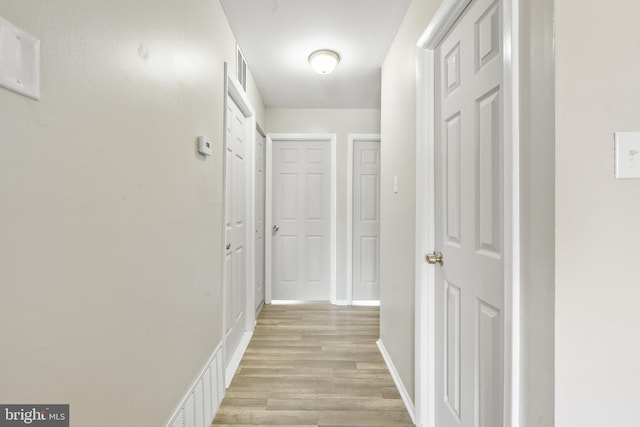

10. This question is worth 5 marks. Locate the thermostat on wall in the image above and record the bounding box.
[198,136,213,156]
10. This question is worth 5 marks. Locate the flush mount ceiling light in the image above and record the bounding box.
[308,49,340,75]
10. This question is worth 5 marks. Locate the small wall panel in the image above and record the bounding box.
[166,345,225,427]
[171,410,184,427]
[305,174,323,220]
[444,281,461,418]
[194,379,205,427]
[203,367,213,424]
[445,113,462,245]
[476,87,501,255]
[184,394,195,427]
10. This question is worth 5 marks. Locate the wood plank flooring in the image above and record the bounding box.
[212,303,414,426]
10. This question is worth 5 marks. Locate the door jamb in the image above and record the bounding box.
[414,0,520,426]
[346,133,381,306]
[222,63,256,385]
[265,133,337,304]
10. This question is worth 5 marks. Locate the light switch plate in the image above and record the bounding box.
[614,132,640,179]
[0,16,40,100]
[198,136,213,156]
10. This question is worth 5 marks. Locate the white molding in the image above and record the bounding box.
[352,300,380,307]
[265,133,337,304]
[224,330,253,388]
[503,0,521,425]
[265,136,273,305]
[377,339,416,425]
[346,134,381,305]
[165,343,225,427]
[414,1,520,426]
[222,63,257,380]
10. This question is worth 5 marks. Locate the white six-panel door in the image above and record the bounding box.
[224,94,248,370]
[352,138,381,302]
[433,0,504,426]
[271,138,332,301]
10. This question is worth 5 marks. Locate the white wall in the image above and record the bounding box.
[379,0,441,403]
[0,1,265,425]
[266,108,380,301]
[555,1,640,425]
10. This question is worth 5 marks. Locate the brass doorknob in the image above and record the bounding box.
[426,251,444,266]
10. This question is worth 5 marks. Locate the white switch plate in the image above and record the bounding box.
[393,175,398,193]
[198,136,213,156]
[0,16,40,100]
[614,132,640,179]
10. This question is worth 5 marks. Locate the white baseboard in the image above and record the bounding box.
[334,300,349,306]
[353,300,380,307]
[224,331,253,388]
[377,339,416,425]
[166,343,225,427]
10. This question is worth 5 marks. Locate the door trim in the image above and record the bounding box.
[346,133,381,305]
[222,63,256,385]
[265,133,337,304]
[414,1,520,426]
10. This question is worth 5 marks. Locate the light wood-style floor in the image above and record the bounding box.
[212,303,414,426]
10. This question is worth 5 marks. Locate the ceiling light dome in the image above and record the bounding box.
[308,49,340,75]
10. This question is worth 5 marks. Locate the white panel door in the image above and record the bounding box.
[433,0,504,426]
[352,139,380,301]
[255,132,266,311]
[271,140,331,301]
[224,94,248,367]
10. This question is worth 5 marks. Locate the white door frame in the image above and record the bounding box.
[414,1,520,426]
[346,133,381,306]
[265,133,337,304]
[222,63,256,385]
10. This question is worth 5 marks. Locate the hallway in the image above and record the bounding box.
[213,304,414,426]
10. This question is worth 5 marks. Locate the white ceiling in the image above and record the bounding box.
[220,0,412,109]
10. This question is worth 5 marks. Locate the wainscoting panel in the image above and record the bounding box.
[167,343,225,427]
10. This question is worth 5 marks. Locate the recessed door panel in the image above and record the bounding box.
[476,88,501,255]
[445,282,461,419]
[360,236,379,284]
[477,301,502,427]
[445,113,462,246]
